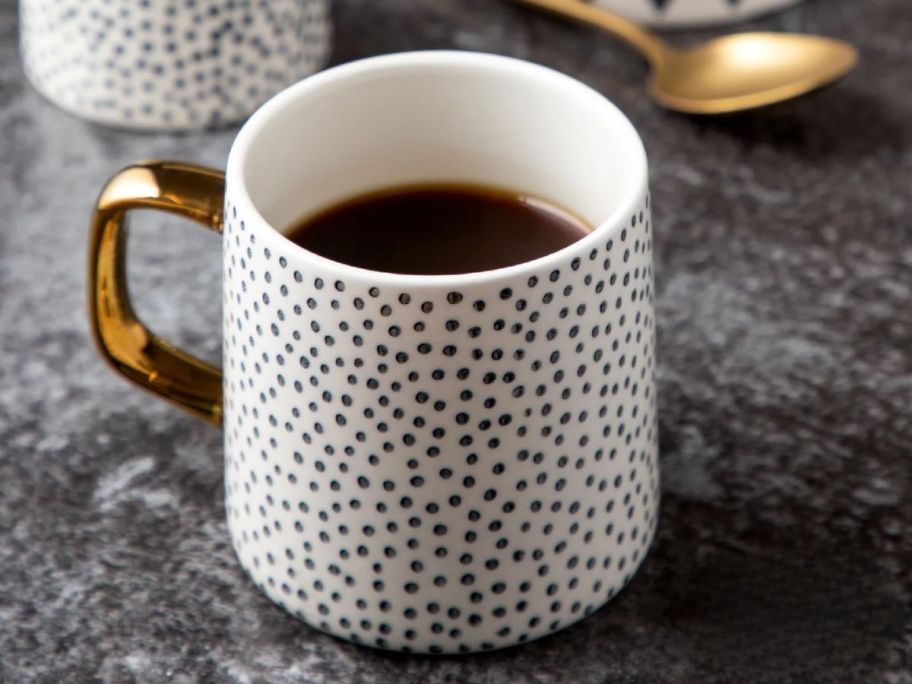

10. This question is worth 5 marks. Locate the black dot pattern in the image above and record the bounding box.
[20,0,330,129]
[222,194,659,653]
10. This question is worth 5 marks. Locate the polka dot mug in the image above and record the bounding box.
[20,0,330,129]
[88,52,659,653]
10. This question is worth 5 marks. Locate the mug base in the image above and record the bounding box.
[232,510,660,655]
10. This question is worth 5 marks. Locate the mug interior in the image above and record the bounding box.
[230,51,646,250]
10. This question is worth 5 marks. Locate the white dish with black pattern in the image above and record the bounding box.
[593,0,803,27]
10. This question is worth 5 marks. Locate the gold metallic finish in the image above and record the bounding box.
[511,0,859,114]
[88,161,225,426]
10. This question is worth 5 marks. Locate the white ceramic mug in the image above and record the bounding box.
[88,52,659,654]
[20,0,330,129]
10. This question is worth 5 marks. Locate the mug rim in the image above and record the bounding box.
[227,50,649,287]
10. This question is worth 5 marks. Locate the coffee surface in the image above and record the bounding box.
[285,184,590,275]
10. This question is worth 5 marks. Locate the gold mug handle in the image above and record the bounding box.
[88,161,225,427]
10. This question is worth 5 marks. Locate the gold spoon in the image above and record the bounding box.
[512,0,858,114]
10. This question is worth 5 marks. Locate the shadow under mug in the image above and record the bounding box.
[88,51,660,654]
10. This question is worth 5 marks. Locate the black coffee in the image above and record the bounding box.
[285,184,590,275]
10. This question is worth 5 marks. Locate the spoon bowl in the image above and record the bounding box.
[650,33,859,114]
[512,0,858,115]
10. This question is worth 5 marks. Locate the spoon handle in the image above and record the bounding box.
[510,0,668,67]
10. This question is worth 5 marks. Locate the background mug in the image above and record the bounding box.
[20,0,330,129]
[88,52,659,653]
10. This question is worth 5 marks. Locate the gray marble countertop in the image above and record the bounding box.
[1,0,910,682]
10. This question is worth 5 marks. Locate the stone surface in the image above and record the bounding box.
[0,0,910,682]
